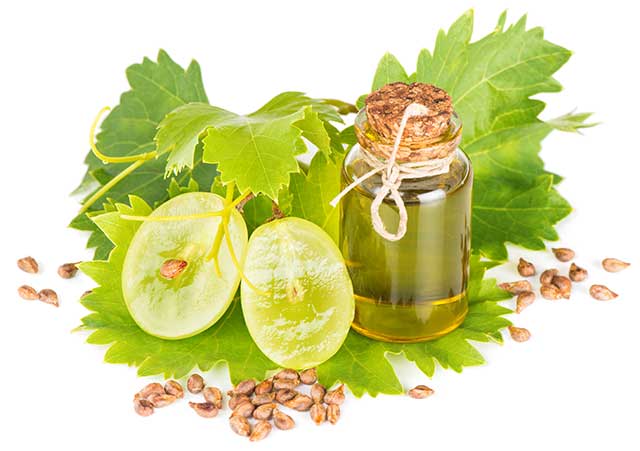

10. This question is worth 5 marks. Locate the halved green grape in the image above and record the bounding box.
[122,192,247,339]
[241,217,354,369]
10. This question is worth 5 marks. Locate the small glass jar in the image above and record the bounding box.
[340,106,472,343]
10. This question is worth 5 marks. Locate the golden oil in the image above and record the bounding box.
[339,85,472,342]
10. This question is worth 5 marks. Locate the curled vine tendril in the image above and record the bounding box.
[79,107,158,214]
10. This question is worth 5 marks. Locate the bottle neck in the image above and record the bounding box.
[354,108,462,165]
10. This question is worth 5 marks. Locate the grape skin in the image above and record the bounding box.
[122,192,247,339]
[241,217,354,369]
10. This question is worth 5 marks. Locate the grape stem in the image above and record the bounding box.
[320,98,358,115]
[209,219,226,277]
[207,184,268,295]
[223,213,268,296]
[207,183,242,271]
[211,183,267,294]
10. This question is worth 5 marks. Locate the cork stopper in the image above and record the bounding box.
[357,82,461,163]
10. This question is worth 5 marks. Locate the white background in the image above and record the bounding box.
[1,1,639,450]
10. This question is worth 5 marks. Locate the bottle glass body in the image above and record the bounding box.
[339,114,473,342]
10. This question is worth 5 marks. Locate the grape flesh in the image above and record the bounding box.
[122,192,247,339]
[241,217,354,369]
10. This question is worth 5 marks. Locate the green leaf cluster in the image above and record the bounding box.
[72,11,595,396]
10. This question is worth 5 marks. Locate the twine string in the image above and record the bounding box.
[330,102,454,241]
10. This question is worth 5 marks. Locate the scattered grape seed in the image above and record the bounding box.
[164,380,184,398]
[569,263,588,282]
[38,288,59,307]
[589,284,618,301]
[602,258,630,273]
[273,408,295,430]
[229,414,251,437]
[147,392,177,408]
[284,394,314,411]
[252,402,277,420]
[407,385,435,399]
[232,400,256,418]
[508,326,531,342]
[540,284,563,300]
[327,404,340,425]
[57,262,79,279]
[273,378,299,391]
[300,368,318,385]
[137,382,165,400]
[540,268,559,285]
[249,420,272,442]
[275,389,297,404]
[251,392,276,406]
[228,394,251,410]
[233,379,256,396]
[324,384,345,405]
[203,386,223,409]
[310,383,326,404]
[552,247,575,262]
[134,398,154,417]
[18,285,39,300]
[551,275,572,299]
[310,403,327,425]
[254,378,273,395]
[498,280,533,295]
[515,291,536,314]
[187,374,205,394]
[274,368,299,381]
[189,402,218,418]
[17,256,39,274]
[517,258,536,277]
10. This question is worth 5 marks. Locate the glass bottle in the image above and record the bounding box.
[339,83,472,343]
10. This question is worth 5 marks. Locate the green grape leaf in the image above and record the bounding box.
[79,196,275,382]
[202,106,305,199]
[155,94,343,195]
[293,107,333,158]
[201,98,341,199]
[372,53,410,91]
[70,50,218,258]
[241,194,274,235]
[155,103,236,176]
[286,151,343,243]
[366,11,595,260]
[547,111,597,133]
[339,125,357,147]
[472,175,571,258]
[167,177,200,198]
